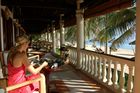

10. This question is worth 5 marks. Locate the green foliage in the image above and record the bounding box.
[56,48,60,55]
[85,7,136,51]
[65,25,77,44]
[65,7,136,52]
[30,34,41,41]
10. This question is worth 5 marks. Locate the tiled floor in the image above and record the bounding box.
[49,64,114,93]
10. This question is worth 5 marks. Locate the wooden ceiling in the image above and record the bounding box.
[2,0,132,34]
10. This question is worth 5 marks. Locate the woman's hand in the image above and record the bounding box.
[42,61,48,67]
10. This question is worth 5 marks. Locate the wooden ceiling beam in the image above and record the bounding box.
[84,0,132,19]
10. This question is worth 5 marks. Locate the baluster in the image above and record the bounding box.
[119,64,125,93]
[81,53,84,70]
[83,53,86,70]
[75,51,77,65]
[91,55,94,75]
[72,51,74,65]
[74,50,76,64]
[113,62,119,89]
[80,53,82,69]
[79,53,82,69]
[94,56,98,77]
[87,54,89,72]
[69,50,71,62]
[71,50,73,64]
[107,60,113,85]
[73,51,75,64]
[71,50,74,64]
[127,66,134,93]
[88,55,91,73]
[90,55,94,75]
[102,58,107,82]
[84,54,87,71]
[98,56,102,79]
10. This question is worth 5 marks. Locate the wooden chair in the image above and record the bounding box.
[6,74,46,93]
[0,51,47,93]
[0,51,9,77]
[0,52,8,92]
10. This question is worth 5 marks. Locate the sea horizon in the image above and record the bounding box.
[85,39,135,50]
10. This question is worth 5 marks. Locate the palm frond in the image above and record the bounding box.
[65,26,76,42]
[110,28,135,50]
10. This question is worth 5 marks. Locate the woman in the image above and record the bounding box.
[7,35,48,93]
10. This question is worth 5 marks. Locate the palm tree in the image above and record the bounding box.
[65,25,77,46]
[84,16,105,48]
[98,7,136,52]
[65,7,136,54]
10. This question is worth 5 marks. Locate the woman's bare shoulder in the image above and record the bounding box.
[14,52,26,60]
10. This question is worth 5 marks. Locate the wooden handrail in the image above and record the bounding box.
[6,74,46,93]
[28,55,40,61]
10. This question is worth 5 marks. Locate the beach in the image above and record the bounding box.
[85,45,135,58]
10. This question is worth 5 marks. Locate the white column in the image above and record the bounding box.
[47,31,49,42]
[56,31,60,48]
[51,26,56,53]
[0,4,4,51]
[12,21,15,46]
[75,0,84,68]
[60,14,65,47]
[76,9,84,68]
[49,32,51,42]
[16,19,20,36]
[134,0,140,93]
[47,26,50,42]
[45,31,47,41]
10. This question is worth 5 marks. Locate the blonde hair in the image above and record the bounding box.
[16,34,29,46]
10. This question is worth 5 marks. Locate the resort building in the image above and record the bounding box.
[0,0,139,93]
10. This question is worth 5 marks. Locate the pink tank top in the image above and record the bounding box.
[8,61,40,93]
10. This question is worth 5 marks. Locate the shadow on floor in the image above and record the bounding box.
[49,64,114,93]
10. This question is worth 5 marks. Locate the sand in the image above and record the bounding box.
[85,45,135,58]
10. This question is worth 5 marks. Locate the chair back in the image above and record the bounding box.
[0,51,9,77]
[0,52,8,91]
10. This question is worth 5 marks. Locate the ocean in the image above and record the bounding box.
[85,40,135,50]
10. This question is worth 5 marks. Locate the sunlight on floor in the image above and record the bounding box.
[54,79,100,93]
[49,65,113,93]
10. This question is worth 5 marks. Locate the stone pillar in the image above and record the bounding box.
[49,32,51,42]
[76,0,84,68]
[12,21,15,46]
[16,19,20,36]
[51,25,56,53]
[134,0,140,93]
[47,26,50,42]
[0,3,4,51]
[47,32,49,42]
[45,29,47,41]
[60,14,65,47]
[56,30,60,48]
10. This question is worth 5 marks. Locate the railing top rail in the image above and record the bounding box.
[67,47,135,66]
[80,49,134,66]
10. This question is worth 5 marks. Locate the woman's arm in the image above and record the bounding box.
[22,53,48,74]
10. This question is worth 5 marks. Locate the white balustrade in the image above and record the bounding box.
[94,56,98,77]
[119,64,125,93]
[107,60,113,85]
[68,47,135,93]
[91,55,94,75]
[113,62,119,89]
[127,66,134,93]
[81,53,84,70]
[98,56,102,79]
[102,58,107,82]
[84,54,87,71]
[88,54,91,73]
